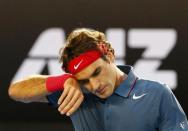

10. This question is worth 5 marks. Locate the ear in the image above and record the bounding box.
[106,51,115,63]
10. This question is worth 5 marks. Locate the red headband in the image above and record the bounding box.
[68,50,102,74]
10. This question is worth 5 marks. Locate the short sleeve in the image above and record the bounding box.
[158,84,188,131]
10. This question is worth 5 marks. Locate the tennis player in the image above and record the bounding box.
[9,28,188,131]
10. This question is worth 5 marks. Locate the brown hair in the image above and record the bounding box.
[59,28,114,73]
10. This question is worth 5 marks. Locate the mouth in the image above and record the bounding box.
[96,85,107,95]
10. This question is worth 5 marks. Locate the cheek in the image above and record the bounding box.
[83,84,93,92]
[106,66,116,86]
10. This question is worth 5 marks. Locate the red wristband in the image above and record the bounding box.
[46,74,74,92]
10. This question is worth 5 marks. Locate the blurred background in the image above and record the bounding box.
[0,0,188,131]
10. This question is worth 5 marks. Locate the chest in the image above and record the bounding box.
[96,93,160,131]
[71,92,160,131]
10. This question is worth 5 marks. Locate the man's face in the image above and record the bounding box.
[75,58,117,99]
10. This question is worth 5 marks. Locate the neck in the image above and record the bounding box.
[114,66,128,89]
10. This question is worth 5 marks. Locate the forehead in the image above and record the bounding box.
[74,58,105,80]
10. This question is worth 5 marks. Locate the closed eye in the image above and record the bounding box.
[78,67,101,85]
[91,67,101,77]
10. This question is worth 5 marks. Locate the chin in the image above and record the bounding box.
[98,91,113,99]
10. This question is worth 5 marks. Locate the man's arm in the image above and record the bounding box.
[8,74,84,116]
[8,75,50,103]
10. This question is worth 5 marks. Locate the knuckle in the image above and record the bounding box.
[70,107,75,112]
[60,94,66,100]
[62,108,67,113]
[63,107,68,112]
[69,101,74,106]
[63,99,68,104]
[58,98,62,102]
[76,91,81,96]
[66,104,71,109]
[58,109,63,113]
[78,89,82,93]
[59,105,64,110]
[72,87,76,92]
[77,90,82,96]
[60,103,66,108]
[80,94,84,99]
[64,106,71,112]
[59,110,62,113]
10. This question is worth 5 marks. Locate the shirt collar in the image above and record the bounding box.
[114,65,138,98]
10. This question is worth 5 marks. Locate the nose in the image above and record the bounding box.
[89,77,100,92]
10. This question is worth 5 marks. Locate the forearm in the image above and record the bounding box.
[8,75,50,103]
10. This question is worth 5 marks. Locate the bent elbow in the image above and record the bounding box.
[8,85,29,103]
[8,83,24,102]
[8,84,17,100]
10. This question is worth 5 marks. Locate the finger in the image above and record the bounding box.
[61,90,82,113]
[58,87,75,113]
[66,95,84,116]
[58,86,70,105]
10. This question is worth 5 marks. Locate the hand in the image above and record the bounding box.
[58,77,84,116]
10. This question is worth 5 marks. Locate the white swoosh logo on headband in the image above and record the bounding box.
[74,59,83,70]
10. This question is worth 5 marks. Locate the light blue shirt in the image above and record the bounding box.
[47,65,188,131]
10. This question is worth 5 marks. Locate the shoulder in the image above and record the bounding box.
[138,78,171,90]
[135,78,173,99]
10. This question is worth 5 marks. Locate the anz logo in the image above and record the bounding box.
[12,28,177,89]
